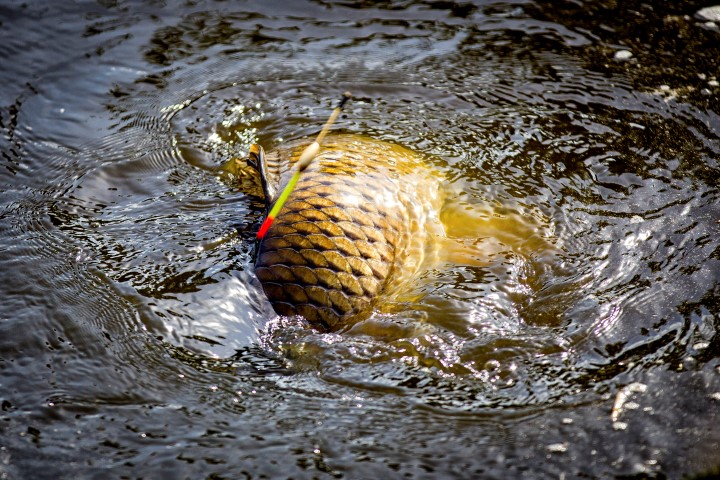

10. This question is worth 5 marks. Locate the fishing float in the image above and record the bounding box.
[256,91,352,240]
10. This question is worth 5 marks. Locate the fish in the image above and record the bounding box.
[246,134,446,331]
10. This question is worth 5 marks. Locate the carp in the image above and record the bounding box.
[247,134,445,331]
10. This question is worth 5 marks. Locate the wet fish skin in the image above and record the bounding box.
[253,135,443,331]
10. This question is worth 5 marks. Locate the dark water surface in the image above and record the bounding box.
[1,1,719,478]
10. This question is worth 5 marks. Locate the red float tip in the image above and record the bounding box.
[256,215,275,240]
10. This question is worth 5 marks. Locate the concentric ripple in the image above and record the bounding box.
[1,1,718,478]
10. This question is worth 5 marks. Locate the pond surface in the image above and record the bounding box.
[1,0,719,478]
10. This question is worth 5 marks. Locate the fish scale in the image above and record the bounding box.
[252,134,444,331]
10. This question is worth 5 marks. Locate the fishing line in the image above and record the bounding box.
[256,92,352,239]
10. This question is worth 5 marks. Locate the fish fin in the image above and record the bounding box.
[247,144,279,204]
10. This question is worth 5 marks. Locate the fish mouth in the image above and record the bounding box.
[245,143,278,211]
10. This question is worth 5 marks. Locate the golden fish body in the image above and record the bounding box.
[251,134,445,331]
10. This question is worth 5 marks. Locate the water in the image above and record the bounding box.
[1,1,719,478]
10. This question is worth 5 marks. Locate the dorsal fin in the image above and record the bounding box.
[247,143,279,206]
